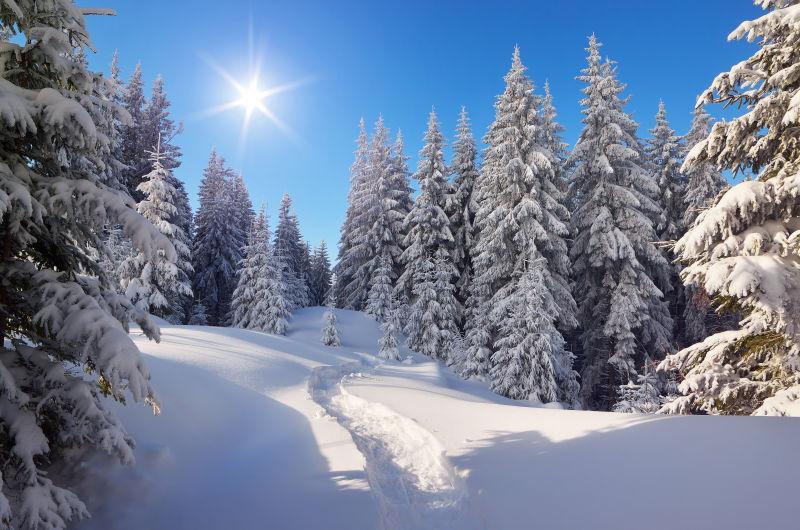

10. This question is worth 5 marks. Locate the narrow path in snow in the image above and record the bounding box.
[308,362,480,530]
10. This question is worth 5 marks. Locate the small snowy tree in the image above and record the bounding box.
[648,101,685,242]
[661,1,800,415]
[119,140,193,321]
[613,371,662,414]
[308,241,332,306]
[366,254,394,322]
[321,293,341,347]
[188,302,209,325]
[274,193,309,309]
[378,303,402,360]
[0,4,168,527]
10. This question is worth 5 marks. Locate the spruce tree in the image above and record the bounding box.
[569,36,673,409]
[648,101,685,242]
[274,193,309,309]
[446,107,480,322]
[468,47,576,398]
[231,208,269,329]
[378,305,402,361]
[308,241,333,306]
[192,150,240,325]
[119,141,193,322]
[334,119,370,308]
[366,254,395,322]
[119,62,147,197]
[399,111,459,361]
[321,293,341,346]
[0,4,167,526]
[661,1,800,415]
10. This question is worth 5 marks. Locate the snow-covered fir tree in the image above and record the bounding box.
[648,101,685,242]
[466,48,576,400]
[446,106,480,321]
[188,302,209,325]
[539,81,570,191]
[231,207,270,329]
[660,1,800,416]
[647,101,686,342]
[399,111,460,361]
[321,293,341,346]
[119,62,147,197]
[613,369,662,413]
[0,4,169,526]
[390,130,414,261]
[274,193,309,309]
[192,150,241,325]
[308,241,333,306]
[378,304,402,361]
[680,106,731,344]
[119,140,193,321]
[569,36,673,409]
[334,119,370,309]
[366,254,395,322]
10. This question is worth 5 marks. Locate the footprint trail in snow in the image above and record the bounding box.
[308,362,481,530]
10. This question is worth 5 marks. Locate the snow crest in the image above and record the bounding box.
[308,362,479,530]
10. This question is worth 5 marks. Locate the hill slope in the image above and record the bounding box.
[76,308,800,530]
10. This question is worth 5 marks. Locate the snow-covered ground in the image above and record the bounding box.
[76,308,800,530]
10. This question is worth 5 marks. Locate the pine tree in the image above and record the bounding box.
[378,305,402,361]
[648,101,685,242]
[0,4,166,526]
[647,101,685,343]
[446,107,480,322]
[321,293,341,346]
[468,47,576,398]
[192,150,240,325]
[569,36,673,409]
[681,106,730,344]
[142,75,182,171]
[334,119,370,308]
[390,130,414,263]
[119,140,193,321]
[366,254,395,322]
[660,1,800,416]
[399,111,459,361]
[274,193,309,309]
[308,241,333,306]
[119,62,147,197]
[231,208,270,329]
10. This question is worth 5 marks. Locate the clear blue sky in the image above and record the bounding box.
[85,1,761,250]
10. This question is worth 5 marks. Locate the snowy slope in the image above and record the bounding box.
[76,308,800,530]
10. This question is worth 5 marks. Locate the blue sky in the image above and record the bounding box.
[85,1,761,250]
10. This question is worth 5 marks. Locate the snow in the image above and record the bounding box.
[76,308,800,530]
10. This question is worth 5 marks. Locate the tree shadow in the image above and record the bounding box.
[453,413,800,530]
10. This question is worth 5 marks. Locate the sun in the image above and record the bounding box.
[237,80,267,113]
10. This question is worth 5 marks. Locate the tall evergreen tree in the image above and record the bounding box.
[119,141,193,322]
[400,111,459,360]
[446,107,480,322]
[661,1,800,416]
[467,48,576,397]
[681,106,730,344]
[569,36,673,409]
[0,4,166,525]
[308,241,333,306]
[231,207,270,329]
[119,62,147,197]
[648,101,685,242]
[192,150,240,325]
[274,193,309,309]
[334,119,370,308]
[647,101,685,341]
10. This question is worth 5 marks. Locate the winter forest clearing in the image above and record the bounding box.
[2,0,800,529]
